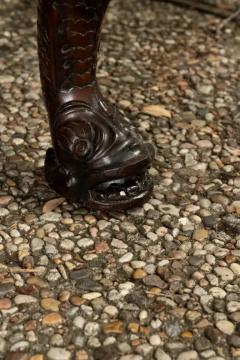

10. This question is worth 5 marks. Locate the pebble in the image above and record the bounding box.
[194,337,211,351]
[192,229,209,241]
[149,334,162,346]
[196,140,213,149]
[75,350,89,360]
[0,74,15,83]
[136,344,153,356]
[209,287,226,299]
[73,316,86,329]
[202,215,218,228]
[27,277,47,288]
[40,212,61,222]
[50,334,64,346]
[103,322,124,334]
[155,348,172,360]
[41,298,60,312]
[0,337,6,353]
[77,238,94,248]
[120,356,143,360]
[42,313,63,326]
[5,353,29,360]
[0,284,15,298]
[0,298,12,310]
[226,301,240,313]
[158,204,180,217]
[120,222,137,233]
[76,279,103,292]
[29,355,44,360]
[84,322,100,336]
[111,238,128,249]
[82,292,102,300]
[31,238,44,252]
[70,296,85,306]
[0,208,10,217]
[119,253,134,263]
[143,275,167,289]
[228,335,240,348]
[198,84,213,95]
[70,268,92,281]
[10,341,29,352]
[177,350,199,360]
[214,267,234,282]
[47,348,71,360]
[230,263,240,275]
[132,269,147,279]
[98,220,110,231]
[104,305,119,317]
[0,196,13,205]
[131,261,146,269]
[216,320,235,335]
[14,295,37,305]
[60,239,75,250]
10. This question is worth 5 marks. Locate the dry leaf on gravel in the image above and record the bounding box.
[141,105,172,118]
[42,197,65,213]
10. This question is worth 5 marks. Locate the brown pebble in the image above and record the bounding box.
[40,289,54,298]
[36,229,45,238]
[0,298,12,310]
[59,291,71,302]
[181,331,193,339]
[41,298,60,312]
[89,227,98,238]
[53,257,62,265]
[177,235,188,242]
[103,321,124,334]
[0,196,13,205]
[192,228,209,241]
[75,350,89,360]
[24,320,37,331]
[140,326,151,336]
[232,349,240,357]
[27,276,47,288]
[196,319,210,328]
[95,241,109,253]
[70,296,86,306]
[225,254,236,264]
[132,269,147,279]
[147,287,161,296]
[6,179,16,187]
[29,355,44,360]
[128,322,139,333]
[169,250,186,260]
[5,352,29,360]
[42,312,63,326]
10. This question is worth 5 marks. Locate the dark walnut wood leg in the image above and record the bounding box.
[37,0,154,211]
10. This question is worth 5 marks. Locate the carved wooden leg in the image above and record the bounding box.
[37,0,154,210]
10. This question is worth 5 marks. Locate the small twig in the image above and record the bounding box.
[217,8,240,34]
[9,267,44,273]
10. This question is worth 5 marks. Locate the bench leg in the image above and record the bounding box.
[37,0,154,210]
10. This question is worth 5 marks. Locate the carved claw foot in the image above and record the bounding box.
[45,95,154,210]
[38,0,154,210]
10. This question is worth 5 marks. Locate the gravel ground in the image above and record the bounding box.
[0,0,240,359]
